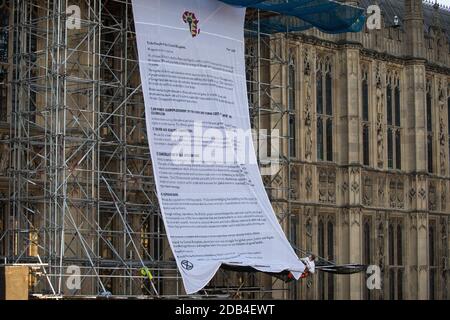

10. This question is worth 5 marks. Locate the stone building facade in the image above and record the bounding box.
[283,0,450,299]
[0,0,449,299]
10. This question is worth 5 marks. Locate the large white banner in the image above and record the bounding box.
[132,0,305,294]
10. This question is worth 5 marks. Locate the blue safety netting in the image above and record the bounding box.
[219,0,366,34]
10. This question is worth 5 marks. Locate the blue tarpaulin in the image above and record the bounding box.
[218,0,366,33]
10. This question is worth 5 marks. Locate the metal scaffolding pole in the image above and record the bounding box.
[5,0,297,299]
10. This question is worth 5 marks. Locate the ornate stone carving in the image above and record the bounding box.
[409,187,416,201]
[378,176,385,204]
[436,34,446,64]
[348,50,358,77]
[305,165,313,199]
[389,180,397,209]
[418,213,428,231]
[416,66,425,92]
[350,167,360,195]
[342,209,349,226]
[376,215,385,270]
[318,167,336,204]
[319,169,327,203]
[428,182,437,212]
[440,217,448,244]
[350,208,361,227]
[351,181,360,195]
[441,217,448,299]
[438,82,447,175]
[274,173,283,187]
[419,265,428,272]
[409,213,418,231]
[290,166,299,200]
[303,48,313,161]
[417,175,427,203]
[328,170,336,204]
[375,65,384,168]
[342,181,348,193]
[305,207,312,221]
[418,187,427,200]
[305,216,313,252]
[263,176,271,186]
[362,176,373,206]
[398,181,404,209]
[389,178,405,209]
[340,168,349,202]
[407,195,414,210]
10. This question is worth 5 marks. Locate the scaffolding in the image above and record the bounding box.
[3,0,297,299]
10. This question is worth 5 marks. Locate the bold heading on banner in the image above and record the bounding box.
[132,0,305,294]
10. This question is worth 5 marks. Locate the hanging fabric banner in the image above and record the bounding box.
[132,0,305,294]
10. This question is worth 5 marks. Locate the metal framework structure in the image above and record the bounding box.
[2,0,297,299]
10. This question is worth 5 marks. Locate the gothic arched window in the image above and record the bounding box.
[364,221,371,265]
[386,73,401,170]
[395,131,401,170]
[395,86,401,127]
[361,67,370,166]
[387,83,393,125]
[427,80,434,173]
[389,269,396,300]
[363,126,370,166]
[317,117,324,160]
[363,220,372,300]
[327,221,334,261]
[290,215,298,248]
[318,220,325,299]
[318,220,325,259]
[317,217,335,300]
[362,70,369,121]
[289,58,296,112]
[388,220,404,300]
[429,222,437,300]
[326,72,332,115]
[388,128,394,169]
[316,58,333,162]
[396,225,402,265]
[306,218,312,253]
[327,221,334,300]
[429,224,435,266]
[397,269,403,300]
[326,119,333,162]
[288,52,297,158]
[389,224,394,265]
[317,69,323,114]
[289,214,299,299]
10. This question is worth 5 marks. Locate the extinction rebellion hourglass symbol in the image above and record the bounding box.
[182,11,200,37]
[181,260,194,271]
